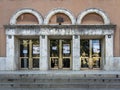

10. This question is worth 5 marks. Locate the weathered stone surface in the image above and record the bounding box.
[40,35,48,70]
[5,25,115,35]
[0,71,120,89]
[0,57,6,70]
[2,25,116,71]
[72,35,80,70]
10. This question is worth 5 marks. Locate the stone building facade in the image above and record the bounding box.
[1,0,120,90]
[0,0,119,71]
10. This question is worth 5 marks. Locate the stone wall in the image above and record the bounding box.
[0,57,6,70]
[113,57,120,70]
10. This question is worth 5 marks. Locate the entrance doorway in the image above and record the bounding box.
[19,39,40,69]
[50,39,71,69]
[80,39,101,69]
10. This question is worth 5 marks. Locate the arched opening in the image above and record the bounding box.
[77,8,110,25]
[10,8,43,25]
[44,8,75,25]
[77,8,112,70]
[49,13,72,25]
[81,13,104,25]
[16,13,39,25]
[8,8,43,70]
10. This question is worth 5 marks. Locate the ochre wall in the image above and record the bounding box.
[81,13,104,25]
[49,13,71,24]
[0,0,120,57]
[17,14,39,24]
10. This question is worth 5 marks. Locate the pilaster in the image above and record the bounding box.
[40,35,48,70]
[72,35,80,70]
[104,34,114,70]
[6,35,16,70]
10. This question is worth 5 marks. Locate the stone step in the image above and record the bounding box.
[0,82,120,88]
[1,79,120,83]
[0,78,120,88]
[0,73,120,88]
[0,88,119,90]
[0,73,119,79]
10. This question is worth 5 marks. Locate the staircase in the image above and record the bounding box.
[0,71,120,90]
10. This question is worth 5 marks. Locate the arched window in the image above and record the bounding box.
[16,13,39,25]
[81,13,104,25]
[10,8,43,25]
[44,8,76,25]
[77,8,110,25]
[49,13,72,25]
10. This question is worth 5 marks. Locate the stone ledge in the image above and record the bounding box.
[0,70,120,75]
[4,25,116,30]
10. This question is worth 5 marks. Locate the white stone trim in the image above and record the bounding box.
[10,8,43,25]
[6,35,16,70]
[44,8,76,25]
[104,35,114,70]
[113,57,120,70]
[77,8,110,25]
[72,35,80,70]
[0,57,6,70]
[40,35,48,70]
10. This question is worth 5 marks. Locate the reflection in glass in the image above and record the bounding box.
[21,58,28,68]
[80,40,89,68]
[20,40,29,57]
[50,40,59,57]
[81,58,89,68]
[50,39,71,69]
[32,39,40,57]
[63,58,70,68]
[20,39,40,69]
[80,40,89,57]
[20,40,29,69]
[80,39,101,69]
[92,40,101,68]
[92,40,101,56]
[51,58,58,68]
[62,40,71,57]
[33,59,39,68]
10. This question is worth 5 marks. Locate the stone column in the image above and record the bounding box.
[6,35,16,70]
[40,35,48,70]
[104,34,114,70]
[14,36,19,70]
[72,35,80,70]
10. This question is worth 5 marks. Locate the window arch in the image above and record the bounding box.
[10,8,43,25]
[48,13,72,25]
[80,13,104,25]
[77,8,110,25]
[16,13,39,25]
[44,8,76,25]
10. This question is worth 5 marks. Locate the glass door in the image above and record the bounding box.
[50,39,71,69]
[80,39,101,69]
[20,39,40,69]
[50,40,59,69]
